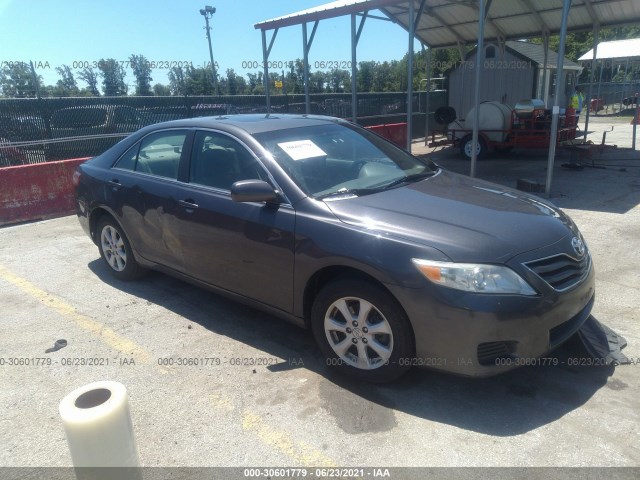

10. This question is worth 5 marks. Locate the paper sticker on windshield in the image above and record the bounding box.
[277,140,327,161]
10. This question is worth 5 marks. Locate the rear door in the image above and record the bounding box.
[173,129,296,312]
[108,129,192,272]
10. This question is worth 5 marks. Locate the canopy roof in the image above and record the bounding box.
[578,38,640,61]
[255,0,640,50]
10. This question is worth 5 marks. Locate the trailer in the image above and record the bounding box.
[429,100,579,160]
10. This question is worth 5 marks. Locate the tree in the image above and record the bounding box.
[0,62,41,98]
[53,65,78,96]
[225,68,239,95]
[357,61,376,92]
[327,68,351,93]
[77,67,100,96]
[184,65,215,95]
[153,83,171,96]
[309,71,326,93]
[168,66,187,96]
[129,54,153,96]
[97,58,127,96]
[246,72,264,94]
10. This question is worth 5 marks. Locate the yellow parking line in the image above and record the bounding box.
[0,264,150,363]
[242,411,337,467]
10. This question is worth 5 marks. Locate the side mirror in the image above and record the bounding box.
[231,179,279,204]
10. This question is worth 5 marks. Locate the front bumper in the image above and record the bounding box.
[387,254,595,377]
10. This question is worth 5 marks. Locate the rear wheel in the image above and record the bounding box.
[97,217,143,280]
[460,134,487,160]
[311,279,414,383]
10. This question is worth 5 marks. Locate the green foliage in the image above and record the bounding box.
[153,83,171,96]
[77,67,100,96]
[97,58,127,96]
[0,62,41,98]
[52,65,79,96]
[129,54,153,96]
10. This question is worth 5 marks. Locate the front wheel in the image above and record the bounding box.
[97,217,143,280]
[311,279,414,383]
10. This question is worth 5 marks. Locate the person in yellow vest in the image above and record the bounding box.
[569,86,585,116]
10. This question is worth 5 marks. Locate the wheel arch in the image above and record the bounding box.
[302,265,413,338]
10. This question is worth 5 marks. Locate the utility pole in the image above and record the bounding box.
[200,5,219,95]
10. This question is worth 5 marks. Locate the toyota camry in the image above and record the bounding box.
[74,114,594,382]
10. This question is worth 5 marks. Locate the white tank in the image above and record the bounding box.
[463,102,513,143]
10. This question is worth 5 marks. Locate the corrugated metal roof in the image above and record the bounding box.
[256,0,640,50]
[578,38,640,61]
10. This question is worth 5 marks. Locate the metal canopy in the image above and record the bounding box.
[256,0,640,50]
[255,0,640,194]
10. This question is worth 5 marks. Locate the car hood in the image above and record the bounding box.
[324,169,577,263]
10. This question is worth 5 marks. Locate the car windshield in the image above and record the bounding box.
[253,123,436,199]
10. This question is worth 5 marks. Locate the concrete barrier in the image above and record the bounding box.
[0,158,89,226]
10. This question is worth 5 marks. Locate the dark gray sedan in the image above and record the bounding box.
[74,114,594,382]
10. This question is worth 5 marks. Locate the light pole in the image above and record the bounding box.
[200,5,219,95]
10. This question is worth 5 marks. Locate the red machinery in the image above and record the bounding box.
[429,100,579,159]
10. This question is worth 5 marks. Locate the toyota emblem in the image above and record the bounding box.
[571,236,585,257]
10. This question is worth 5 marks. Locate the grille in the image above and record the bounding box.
[477,341,514,365]
[525,253,591,292]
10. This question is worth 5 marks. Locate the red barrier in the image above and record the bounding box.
[365,123,407,148]
[0,158,90,226]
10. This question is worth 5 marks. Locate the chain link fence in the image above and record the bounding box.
[0,91,447,167]
[578,81,640,114]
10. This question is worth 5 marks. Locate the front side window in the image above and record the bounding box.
[189,130,267,190]
[253,123,435,198]
[114,130,188,179]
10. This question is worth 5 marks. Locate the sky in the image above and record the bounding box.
[0,0,420,90]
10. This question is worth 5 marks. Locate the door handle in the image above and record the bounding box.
[178,199,199,210]
[107,179,121,190]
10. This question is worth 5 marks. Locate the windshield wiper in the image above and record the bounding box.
[382,171,436,190]
[315,187,381,200]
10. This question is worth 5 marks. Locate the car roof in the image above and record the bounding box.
[151,114,344,135]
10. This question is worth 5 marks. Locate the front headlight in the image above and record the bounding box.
[412,259,537,295]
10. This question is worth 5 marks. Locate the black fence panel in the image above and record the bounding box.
[0,92,447,166]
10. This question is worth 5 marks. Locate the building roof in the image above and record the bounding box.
[505,41,583,70]
[578,38,640,61]
[256,0,640,50]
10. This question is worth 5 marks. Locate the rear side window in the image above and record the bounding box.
[189,130,267,190]
[114,130,188,179]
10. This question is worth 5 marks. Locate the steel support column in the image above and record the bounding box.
[261,28,278,113]
[583,23,599,140]
[470,0,486,177]
[545,0,572,195]
[302,21,319,114]
[303,22,310,114]
[541,34,549,106]
[351,14,358,123]
[350,13,367,123]
[424,46,432,146]
[406,0,415,151]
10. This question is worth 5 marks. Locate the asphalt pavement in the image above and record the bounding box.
[0,142,639,472]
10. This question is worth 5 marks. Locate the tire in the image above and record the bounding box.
[460,134,487,160]
[97,217,143,280]
[311,278,414,383]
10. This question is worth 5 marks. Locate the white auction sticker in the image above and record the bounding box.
[277,140,327,161]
